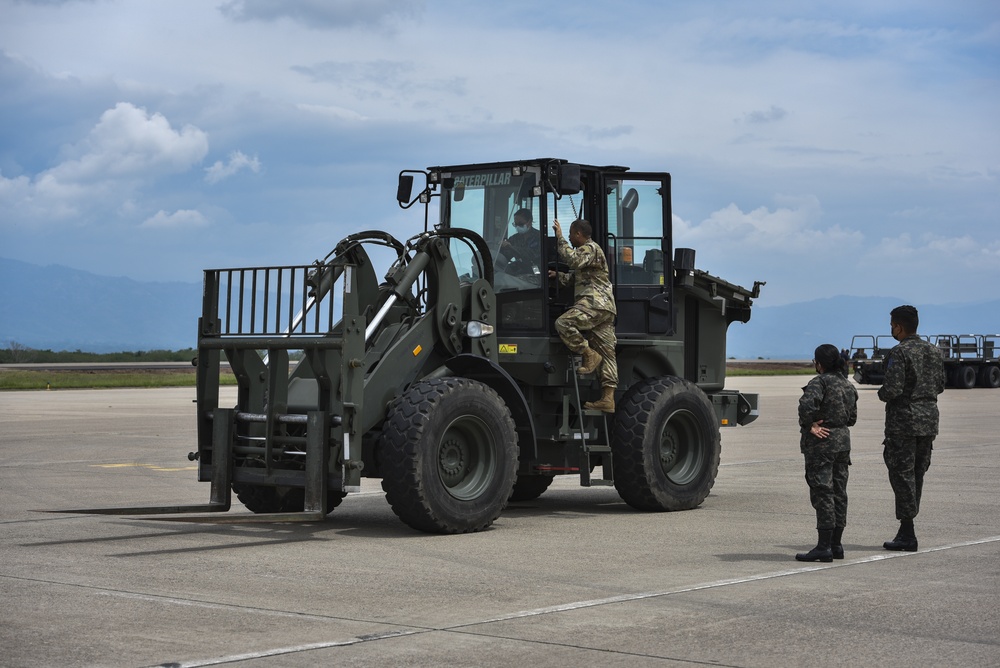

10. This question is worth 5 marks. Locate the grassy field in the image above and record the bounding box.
[0,369,237,391]
[726,362,815,376]
[1,363,813,390]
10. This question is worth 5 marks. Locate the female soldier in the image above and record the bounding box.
[796,344,858,562]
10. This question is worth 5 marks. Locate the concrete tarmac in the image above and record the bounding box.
[1,377,997,667]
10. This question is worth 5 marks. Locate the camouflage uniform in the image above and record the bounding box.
[799,372,858,529]
[554,236,618,388]
[878,335,946,520]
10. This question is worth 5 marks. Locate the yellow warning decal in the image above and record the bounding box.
[499,343,518,354]
[412,344,423,356]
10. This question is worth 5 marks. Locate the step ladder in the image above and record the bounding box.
[563,355,614,487]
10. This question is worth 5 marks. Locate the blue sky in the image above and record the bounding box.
[1,0,997,306]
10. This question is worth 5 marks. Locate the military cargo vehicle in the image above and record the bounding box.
[850,333,999,389]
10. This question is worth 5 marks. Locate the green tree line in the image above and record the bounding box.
[1,341,198,364]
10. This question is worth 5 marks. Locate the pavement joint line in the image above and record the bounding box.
[1,574,433,633]
[100,591,404,624]
[720,458,789,466]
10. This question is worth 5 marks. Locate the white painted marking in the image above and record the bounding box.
[152,630,419,667]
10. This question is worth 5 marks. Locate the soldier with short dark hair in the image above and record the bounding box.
[497,208,541,278]
[549,218,618,412]
[795,343,858,562]
[878,305,946,551]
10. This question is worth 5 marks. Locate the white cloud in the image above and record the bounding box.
[296,103,367,121]
[217,0,422,30]
[141,209,209,229]
[674,195,864,253]
[869,232,1000,271]
[55,102,207,181]
[0,102,208,224]
[204,150,262,184]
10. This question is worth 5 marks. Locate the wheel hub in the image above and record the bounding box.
[436,415,497,500]
[659,425,679,468]
[439,438,465,478]
[657,409,705,485]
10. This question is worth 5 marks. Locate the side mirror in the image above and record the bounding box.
[453,181,466,202]
[674,247,695,272]
[546,162,582,195]
[558,164,581,195]
[396,175,414,204]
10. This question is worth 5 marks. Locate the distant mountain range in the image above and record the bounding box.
[2,257,996,357]
[1,257,201,353]
[727,295,999,359]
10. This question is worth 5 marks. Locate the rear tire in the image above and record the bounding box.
[978,365,1000,388]
[953,365,977,389]
[234,482,345,514]
[508,474,554,502]
[611,376,720,511]
[378,377,518,533]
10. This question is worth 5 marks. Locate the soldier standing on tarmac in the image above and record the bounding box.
[878,305,946,552]
[549,218,618,412]
[795,344,858,562]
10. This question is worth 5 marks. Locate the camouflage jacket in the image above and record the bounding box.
[799,372,858,453]
[555,237,616,315]
[878,335,946,436]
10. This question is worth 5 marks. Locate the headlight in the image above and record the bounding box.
[464,321,495,338]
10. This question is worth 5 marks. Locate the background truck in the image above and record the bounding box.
[90,158,763,534]
[850,333,1000,389]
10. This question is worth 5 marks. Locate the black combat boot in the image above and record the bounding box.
[795,528,834,562]
[830,527,845,560]
[883,519,918,552]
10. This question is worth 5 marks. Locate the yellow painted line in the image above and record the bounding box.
[90,463,197,472]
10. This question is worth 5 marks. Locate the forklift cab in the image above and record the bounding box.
[409,159,674,339]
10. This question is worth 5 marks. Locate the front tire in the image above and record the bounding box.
[611,376,721,511]
[378,377,518,533]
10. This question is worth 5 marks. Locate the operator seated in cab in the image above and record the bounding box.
[494,208,541,283]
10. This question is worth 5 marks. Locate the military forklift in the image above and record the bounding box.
[76,158,764,534]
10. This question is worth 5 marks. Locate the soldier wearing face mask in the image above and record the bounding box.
[496,208,541,278]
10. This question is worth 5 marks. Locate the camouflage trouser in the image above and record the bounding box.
[555,306,618,388]
[883,435,934,520]
[803,449,851,529]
